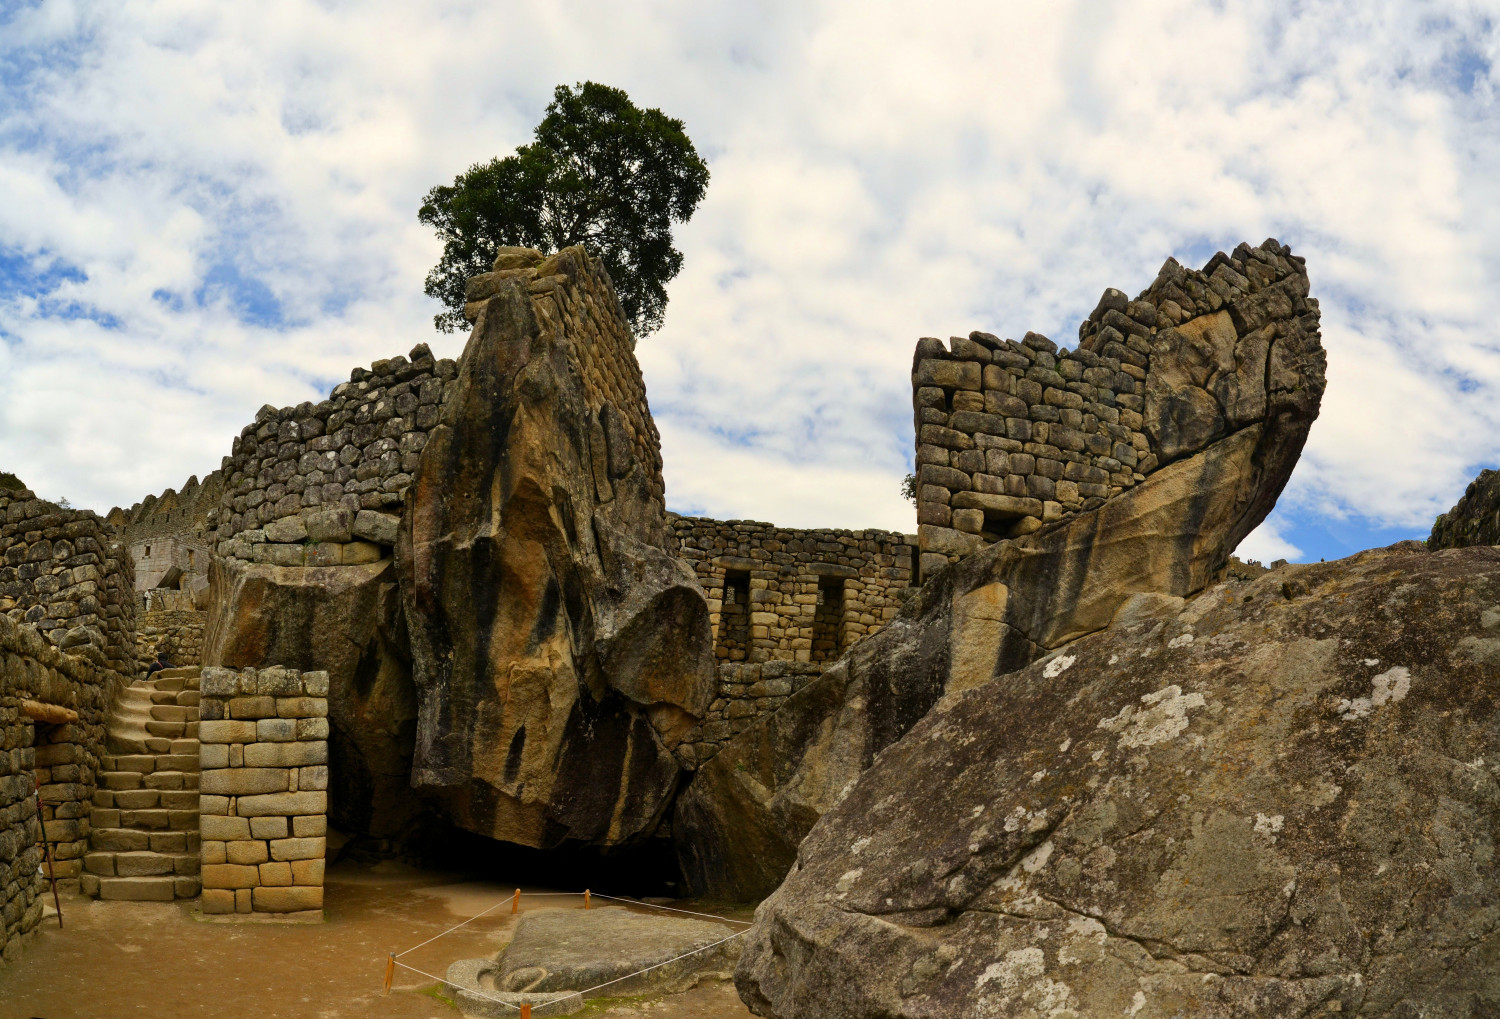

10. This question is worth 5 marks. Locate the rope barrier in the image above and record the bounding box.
[385,887,752,1011]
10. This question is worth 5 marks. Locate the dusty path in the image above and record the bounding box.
[0,861,756,1019]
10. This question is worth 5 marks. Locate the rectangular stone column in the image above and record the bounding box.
[197,666,328,917]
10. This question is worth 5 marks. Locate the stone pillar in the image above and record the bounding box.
[197,666,328,917]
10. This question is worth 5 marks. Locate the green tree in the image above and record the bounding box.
[419,81,710,335]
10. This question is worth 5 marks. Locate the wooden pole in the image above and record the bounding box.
[383,953,394,995]
[520,1004,531,1019]
[33,789,62,928]
[583,889,590,910]
[511,888,520,914]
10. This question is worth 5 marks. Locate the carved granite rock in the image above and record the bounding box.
[1430,467,1500,549]
[399,246,716,849]
[202,556,427,846]
[736,543,1500,1017]
[676,243,1326,901]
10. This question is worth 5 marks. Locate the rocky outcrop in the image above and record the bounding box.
[399,245,716,849]
[1430,467,1500,548]
[202,557,426,847]
[675,243,1326,902]
[736,543,1500,1017]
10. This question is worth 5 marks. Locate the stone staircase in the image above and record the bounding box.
[81,667,203,901]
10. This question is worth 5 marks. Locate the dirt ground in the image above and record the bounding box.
[0,860,757,1019]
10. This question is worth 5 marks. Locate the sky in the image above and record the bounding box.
[1,1,1498,565]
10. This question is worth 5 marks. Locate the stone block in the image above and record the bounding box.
[115,852,174,877]
[294,718,329,742]
[290,858,325,885]
[292,815,327,838]
[202,841,227,864]
[256,718,296,742]
[259,861,293,886]
[243,741,327,767]
[200,768,290,796]
[228,695,276,719]
[303,543,342,567]
[201,863,260,889]
[267,544,304,567]
[226,841,269,865]
[199,667,237,696]
[202,888,235,914]
[269,837,325,861]
[275,697,326,719]
[250,816,289,840]
[201,815,251,841]
[199,720,257,744]
[235,791,326,817]
[252,885,323,913]
[341,541,382,564]
[236,888,252,913]
[99,876,175,901]
[297,765,328,791]
[200,744,229,769]
[264,516,308,543]
[199,794,231,815]
[352,510,399,546]
[301,671,330,697]
[255,667,302,696]
[301,506,353,543]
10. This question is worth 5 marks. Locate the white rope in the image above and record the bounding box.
[589,892,753,926]
[388,888,754,1009]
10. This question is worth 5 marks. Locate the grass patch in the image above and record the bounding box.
[419,982,459,1010]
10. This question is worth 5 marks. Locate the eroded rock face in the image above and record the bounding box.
[676,243,1327,902]
[202,557,427,846]
[737,544,1500,1017]
[1430,467,1500,549]
[400,246,716,849]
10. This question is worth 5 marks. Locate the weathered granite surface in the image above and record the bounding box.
[737,543,1500,1017]
[400,245,716,848]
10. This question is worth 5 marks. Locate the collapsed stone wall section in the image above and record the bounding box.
[198,665,328,916]
[913,238,1318,574]
[211,344,460,564]
[0,614,115,961]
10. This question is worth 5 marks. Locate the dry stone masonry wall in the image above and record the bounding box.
[0,614,114,960]
[136,610,205,671]
[108,471,222,600]
[913,238,1318,573]
[198,666,328,916]
[211,345,460,566]
[670,516,915,768]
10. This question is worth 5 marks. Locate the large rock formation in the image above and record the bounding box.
[202,557,427,846]
[676,241,1326,901]
[736,543,1500,1017]
[1430,467,1500,548]
[399,246,717,849]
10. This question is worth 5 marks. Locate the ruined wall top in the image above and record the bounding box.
[913,238,1322,572]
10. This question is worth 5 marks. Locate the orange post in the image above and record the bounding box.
[521,1005,532,1019]
[512,888,521,914]
[383,954,395,995]
[584,889,590,910]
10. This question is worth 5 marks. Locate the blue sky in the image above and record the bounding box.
[2,1,1499,564]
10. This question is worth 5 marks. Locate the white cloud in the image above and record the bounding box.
[1,0,1498,560]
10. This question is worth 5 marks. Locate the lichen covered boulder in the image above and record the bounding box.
[1430,467,1500,549]
[736,544,1500,1017]
[400,246,716,849]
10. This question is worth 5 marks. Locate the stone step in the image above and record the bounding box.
[89,827,201,854]
[85,849,201,877]
[84,874,200,901]
[145,720,185,738]
[92,786,201,811]
[154,666,202,682]
[149,704,195,723]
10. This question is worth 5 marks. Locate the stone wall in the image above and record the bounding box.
[108,472,221,599]
[198,665,328,916]
[1430,468,1500,549]
[136,610,206,671]
[670,516,916,768]
[209,343,460,559]
[0,614,114,961]
[913,239,1316,575]
[0,489,137,685]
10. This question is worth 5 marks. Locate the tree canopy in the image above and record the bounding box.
[419,81,710,336]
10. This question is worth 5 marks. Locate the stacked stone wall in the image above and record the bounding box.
[110,472,221,596]
[0,489,137,684]
[671,516,915,767]
[210,344,459,562]
[136,610,206,671]
[198,666,328,916]
[913,239,1316,575]
[0,614,114,961]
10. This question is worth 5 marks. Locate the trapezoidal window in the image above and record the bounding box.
[811,577,845,663]
[716,570,752,661]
